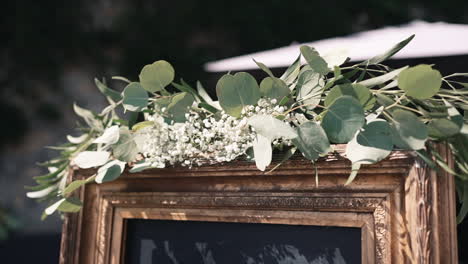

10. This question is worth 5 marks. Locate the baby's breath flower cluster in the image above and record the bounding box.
[135,98,287,168]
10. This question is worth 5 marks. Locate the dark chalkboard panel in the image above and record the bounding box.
[124,219,361,264]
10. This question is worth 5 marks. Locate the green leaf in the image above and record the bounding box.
[95,160,126,183]
[398,64,442,99]
[128,111,139,129]
[154,97,172,109]
[197,81,216,105]
[300,46,329,75]
[360,35,414,65]
[73,151,110,169]
[322,48,348,68]
[132,121,155,131]
[93,125,120,144]
[415,150,437,169]
[112,128,138,162]
[45,197,82,215]
[259,77,290,100]
[129,160,152,173]
[280,55,301,85]
[247,114,297,140]
[139,60,175,92]
[457,180,468,223]
[122,82,149,112]
[446,100,464,126]
[198,102,219,114]
[390,109,428,150]
[33,163,67,181]
[345,119,393,164]
[216,72,260,117]
[67,134,88,144]
[62,175,96,195]
[375,93,395,108]
[73,103,102,130]
[252,134,272,171]
[292,121,331,161]
[358,66,408,88]
[267,147,297,174]
[166,92,195,122]
[94,78,122,102]
[172,81,198,100]
[295,70,324,109]
[324,83,375,110]
[321,96,366,143]
[57,197,83,213]
[253,59,274,78]
[428,118,462,138]
[26,185,57,199]
[345,163,361,186]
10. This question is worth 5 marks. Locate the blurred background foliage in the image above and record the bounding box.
[1,0,468,261]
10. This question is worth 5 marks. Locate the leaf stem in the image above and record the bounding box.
[437,93,468,104]
[385,94,406,110]
[395,104,424,115]
[282,104,326,115]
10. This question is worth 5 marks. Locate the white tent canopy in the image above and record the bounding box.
[205,21,468,72]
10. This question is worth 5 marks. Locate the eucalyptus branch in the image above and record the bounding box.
[394,104,424,115]
[28,38,468,224]
[282,103,324,116]
[385,94,406,110]
[437,93,468,104]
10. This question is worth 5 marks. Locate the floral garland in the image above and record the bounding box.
[27,35,468,222]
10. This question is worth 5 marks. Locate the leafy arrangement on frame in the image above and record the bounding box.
[27,35,468,223]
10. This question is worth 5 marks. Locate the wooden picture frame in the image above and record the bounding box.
[59,144,458,264]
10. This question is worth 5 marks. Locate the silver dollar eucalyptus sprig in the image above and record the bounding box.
[27,35,468,223]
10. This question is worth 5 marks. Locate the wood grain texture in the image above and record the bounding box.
[59,145,458,264]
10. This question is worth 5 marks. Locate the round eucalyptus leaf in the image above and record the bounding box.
[247,114,297,140]
[299,45,329,75]
[322,48,348,68]
[112,128,139,162]
[390,109,428,150]
[216,72,260,117]
[321,96,366,143]
[346,119,393,164]
[139,60,175,92]
[295,70,324,109]
[324,83,375,110]
[292,121,331,161]
[95,160,126,184]
[259,77,290,100]
[428,118,462,138]
[166,92,195,122]
[122,82,149,112]
[375,93,395,108]
[398,64,442,99]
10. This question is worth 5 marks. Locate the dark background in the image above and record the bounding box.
[1,0,468,262]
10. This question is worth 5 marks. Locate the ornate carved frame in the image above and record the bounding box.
[59,145,458,264]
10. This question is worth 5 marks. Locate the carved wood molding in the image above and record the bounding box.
[59,145,458,264]
[95,192,390,264]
